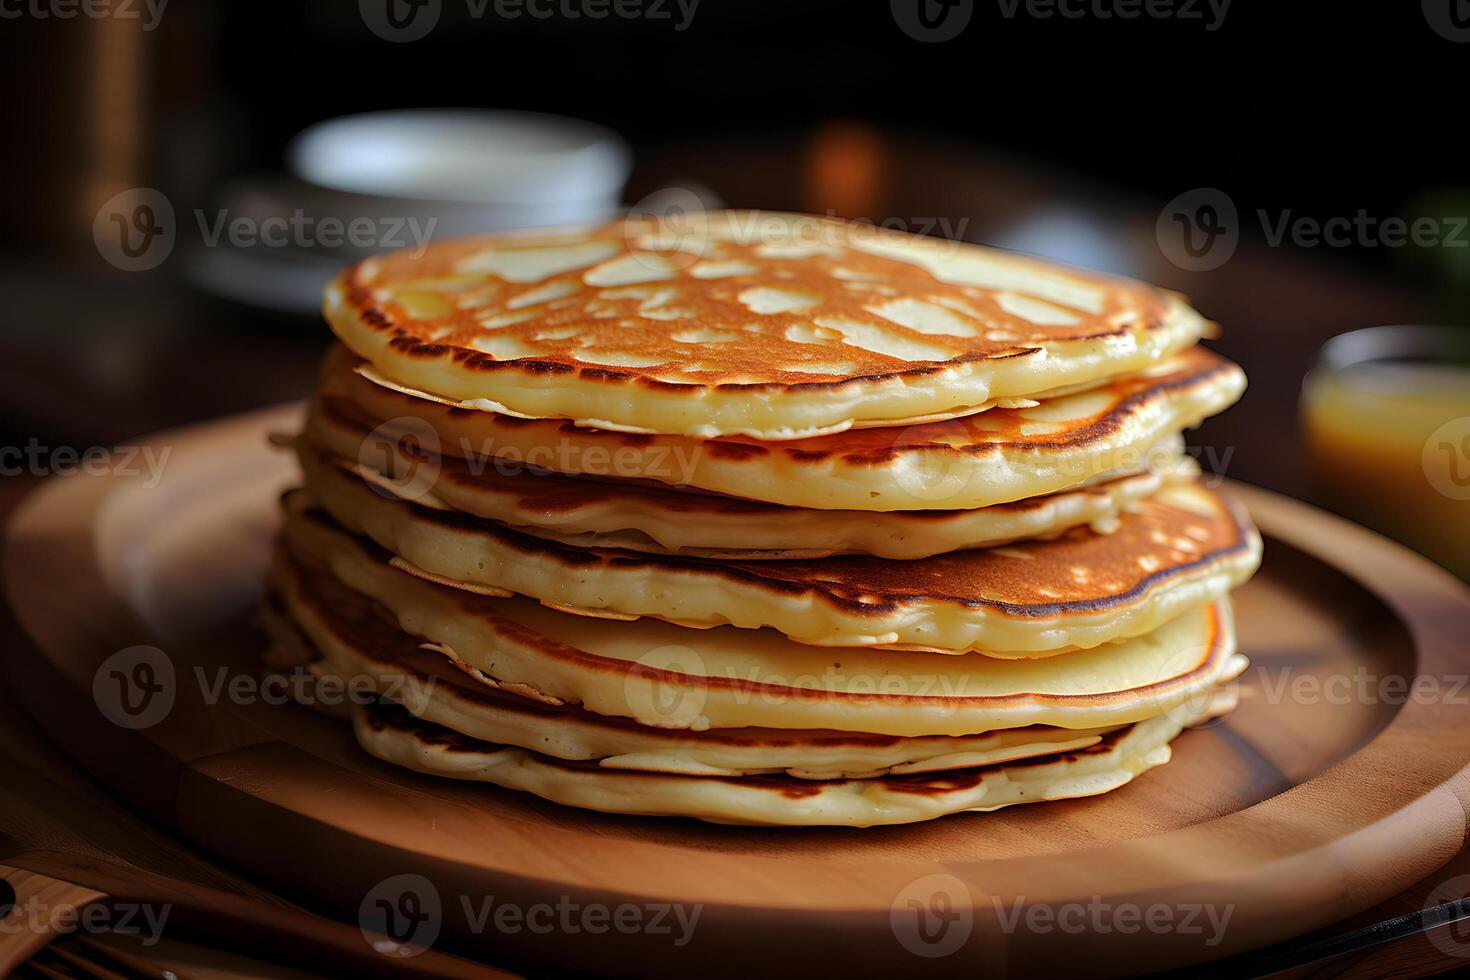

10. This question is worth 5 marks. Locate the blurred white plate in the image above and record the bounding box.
[288,108,631,235]
[186,110,632,316]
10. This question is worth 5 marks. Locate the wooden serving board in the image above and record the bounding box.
[5,404,1470,978]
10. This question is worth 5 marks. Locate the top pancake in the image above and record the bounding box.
[325,210,1210,439]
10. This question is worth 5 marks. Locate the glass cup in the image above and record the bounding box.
[1301,325,1470,580]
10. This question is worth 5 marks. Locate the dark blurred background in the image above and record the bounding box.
[0,0,1466,501]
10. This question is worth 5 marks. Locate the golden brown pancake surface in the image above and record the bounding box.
[325,211,1210,438]
[294,456,1262,654]
[334,215,1174,387]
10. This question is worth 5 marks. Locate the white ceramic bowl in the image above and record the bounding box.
[286,108,632,237]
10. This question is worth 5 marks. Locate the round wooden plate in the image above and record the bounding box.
[5,404,1470,978]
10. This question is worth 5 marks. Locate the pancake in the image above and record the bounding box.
[320,342,1244,511]
[293,456,1261,655]
[351,691,1235,827]
[308,396,1193,559]
[279,500,1246,736]
[324,210,1210,440]
[264,555,1118,779]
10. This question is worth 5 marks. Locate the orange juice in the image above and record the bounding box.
[1303,354,1470,580]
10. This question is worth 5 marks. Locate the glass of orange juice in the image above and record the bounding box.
[1302,325,1470,580]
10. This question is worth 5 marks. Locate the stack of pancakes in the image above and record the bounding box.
[264,210,1260,827]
